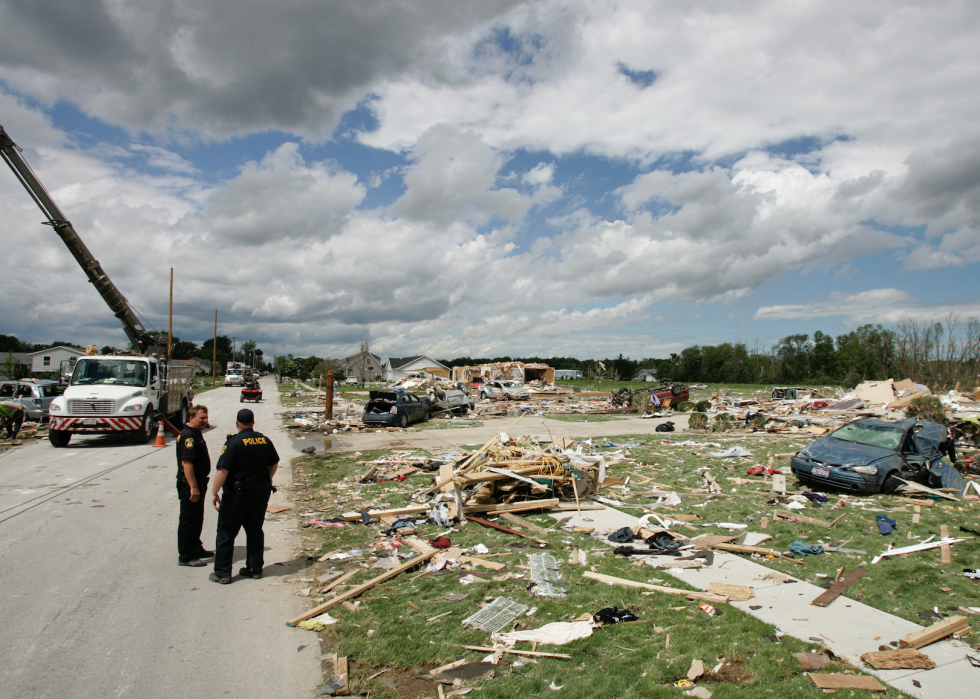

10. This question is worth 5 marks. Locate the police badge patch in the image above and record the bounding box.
[185,437,194,449]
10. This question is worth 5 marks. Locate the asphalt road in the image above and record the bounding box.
[0,385,319,699]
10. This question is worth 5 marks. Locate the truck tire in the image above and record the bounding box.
[176,401,189,428]
[134,411,154,444]
[240,394,244,402]
[671,383,684,397]
[49,430,71,448]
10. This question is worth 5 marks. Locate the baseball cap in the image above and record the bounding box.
[236,408,255,424]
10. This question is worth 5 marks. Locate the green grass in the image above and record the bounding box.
[286,440,924,699]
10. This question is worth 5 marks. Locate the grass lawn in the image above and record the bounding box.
[283,430,951,699]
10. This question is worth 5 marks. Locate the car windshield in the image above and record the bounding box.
[831,423,903,451]
[71,359,148,387]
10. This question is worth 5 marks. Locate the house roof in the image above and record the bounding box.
[28,346,86,356]
[386,355,447,370]
[344,352,381,364]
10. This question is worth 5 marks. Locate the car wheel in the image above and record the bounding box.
[240,394,244,402]
[134,411,154,444]
[398,413,408,428]
[671,383,684,397]
[49,430,71,448]
[881,472,903,493]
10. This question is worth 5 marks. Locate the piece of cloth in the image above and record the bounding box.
[962,569,980,580]
[655,421,675,433]
[428,536,452,549]
[176,425,211,481]
[802,491,829,507]
[709,446,753,458]
[593,607,639,625]
[493,620,594,647]
[788,540,824,557]
[177,475,210,560]
[607,527,636,543]
[747,465,780,476]
[646,532,682,551]
[876,514,898,535]
[213,482,271,577]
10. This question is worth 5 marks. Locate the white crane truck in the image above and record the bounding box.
[1,125,194,447]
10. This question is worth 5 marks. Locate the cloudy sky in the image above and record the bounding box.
[1,0,979,361]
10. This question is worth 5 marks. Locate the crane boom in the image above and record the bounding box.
[0,125,163,354]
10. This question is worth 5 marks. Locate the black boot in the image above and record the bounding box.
[239,557,262,579]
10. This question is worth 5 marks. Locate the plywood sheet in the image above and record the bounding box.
[808,674,886,691]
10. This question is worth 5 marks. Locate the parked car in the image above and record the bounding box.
[691,383,708,390]
[791,418,963,494]
[425,384,475,416]
[362,390,429,428]
[478,380,530,400]
[345,376,360,386]
[0,379,66,421]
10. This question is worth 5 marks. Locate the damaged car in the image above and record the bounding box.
[362,390,429,428]
[791,417,964,494]
[478,380,530,401]
[611,382,689,408]
[425,383,475,416]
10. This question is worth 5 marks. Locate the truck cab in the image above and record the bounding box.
[47,355,194,447]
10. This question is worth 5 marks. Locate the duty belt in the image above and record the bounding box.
[233,475,271,494]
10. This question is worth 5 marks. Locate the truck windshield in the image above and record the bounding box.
[71,359,148,387]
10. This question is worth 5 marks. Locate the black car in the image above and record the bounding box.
[791,417,963,494]
[362,390,429,428]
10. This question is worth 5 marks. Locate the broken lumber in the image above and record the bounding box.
[287,549,439,626]
[708,542,802,564]
[807,674,885,691]
[458,555,507,571]
[811,567,866,607]
[320,569,360,594]
[465,498,560,515]
[895,477,959,501]
[871,537,966,564]
[860,648,935,670]
[940,524,951,565]
[463,645,570,659]
[499,512,551,535]
[466,516,547,544]
[773,510,831,527]
[343,505,429,522]
[334,656,349,695]
[899,615,969,649]
[582,571,729,603]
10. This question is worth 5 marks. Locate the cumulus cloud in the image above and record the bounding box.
[755,289,980,325]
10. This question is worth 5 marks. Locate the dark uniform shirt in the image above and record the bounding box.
[176,426,211,481]
[216,428,279,486]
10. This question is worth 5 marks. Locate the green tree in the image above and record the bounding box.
[3,351,22,379]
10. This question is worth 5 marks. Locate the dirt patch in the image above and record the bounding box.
[702,655,753,684]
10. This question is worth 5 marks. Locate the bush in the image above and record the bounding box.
[688,412,708,430]
[695,400,711,412]
[905,395,949,424]
[676,401,695,412]
[711,412,732,432]
[747,414,767,431]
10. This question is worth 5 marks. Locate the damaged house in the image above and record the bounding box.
[452,361,555,385]
[382,355,450,382]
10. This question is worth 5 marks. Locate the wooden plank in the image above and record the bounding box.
[342,505,429,522]
[582,571,729,604]
[895,477,959,501]
[334,656,349,695]
[287,549,439,625]
[760,516,768,530]
[811,567,866,607]
[793,653,831,671]
[457,555,506,571]
[463,498,560,515]
[774,510,831,527]
[807,674,885,691]
[463,645,570,659]
[439,462,455,492]
[466,515,546,543]
[899,615,969,649]
[709,542,802,564]
[940,524,951,564]
[319,569,359,594]
[912,504,921,524]
[499,512,551,535]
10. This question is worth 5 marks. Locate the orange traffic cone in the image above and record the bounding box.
[153,421,167,447]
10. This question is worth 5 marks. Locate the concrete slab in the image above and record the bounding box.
[548,503,978,699]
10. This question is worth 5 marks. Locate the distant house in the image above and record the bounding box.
[452,362,556,384]
[0,352,32,380]
[633,368,658,382]
[342,352,383,382]
[383,355,450,382]
[29,346,86,376]
[553,369,583,380]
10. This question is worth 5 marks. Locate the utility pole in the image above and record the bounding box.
[212,310,217,386]
[167,268,173,359]
[325,370,334,421]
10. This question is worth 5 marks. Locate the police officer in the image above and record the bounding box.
[176,404,212,567]
[209,408,279,584]
[1,399,26,439]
